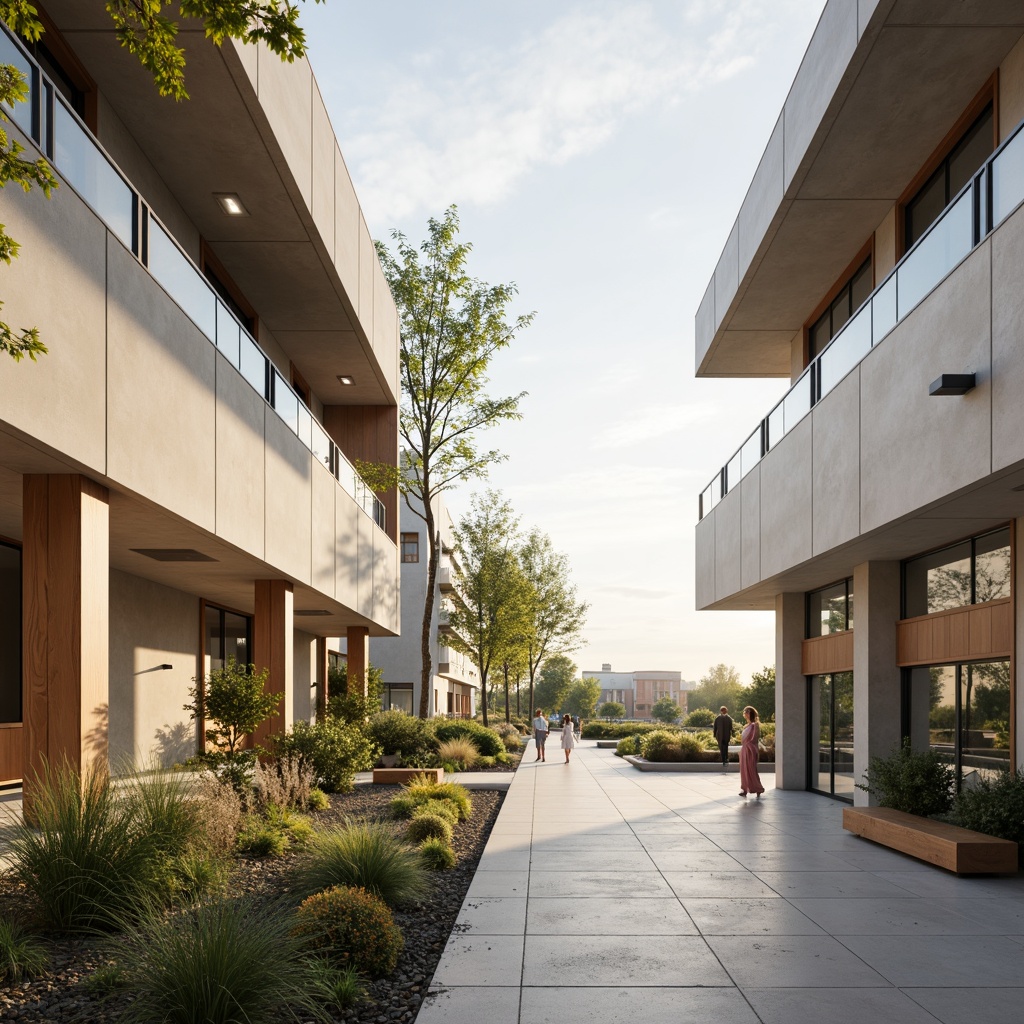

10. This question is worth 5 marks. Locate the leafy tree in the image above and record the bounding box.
[518,529,588,718]
[687,663,744,717]
[445,491,531,728]
[743,666,775,723]
[598,701,625,719]
[370,209,532,718]
[327,663,385,723]
[651,695,681,724]
[685,707,716,728]
[534,654,577,716]
[0,0,322,360]
[563,677,601,719]
[185,660,281,758]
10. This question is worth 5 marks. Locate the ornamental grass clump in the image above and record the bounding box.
[114,898,332,1024]
[433,720,503,757]
[414,798,460,825]
[0,917,47,983]
[436,736,480,770]
[419,837,456,871]
[404,777,472,820]
[856,739,956,816]
[293,886,403,978]
[295,821,428,907]
[406,812,453,845]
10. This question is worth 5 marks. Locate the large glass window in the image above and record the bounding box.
[808,258,872,361]
[905,104,993,250]
[204,604,251,672]
[906,660,1010,788]
[807,578,853,636]
[903,528,1010,618]
[383,684,413,714]
[809,671,854,800]
[0,542,21,724]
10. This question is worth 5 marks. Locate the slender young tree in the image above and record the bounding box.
[446,492,531,729]
[519,529,589,717]
[372,209,532,718]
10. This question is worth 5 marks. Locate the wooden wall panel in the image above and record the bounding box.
[897,599,1012,667]
[802,631,854,675]
[252,579,293,746]
[322,405,398,541]
[0,724,23,785]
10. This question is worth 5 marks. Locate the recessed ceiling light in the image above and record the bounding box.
[337,375,355,386]
[131,548,217,562]
[214,193,248,216]
[294,609,331,616]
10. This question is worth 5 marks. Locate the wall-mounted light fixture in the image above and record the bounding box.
[929,373,976,396]
[337,375,355,386]
[159,663,173,670]
[214,193,248,216]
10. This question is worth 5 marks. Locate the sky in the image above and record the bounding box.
[301,0,827,686]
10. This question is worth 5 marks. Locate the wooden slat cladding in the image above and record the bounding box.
[897,599,1012,667]
[0,724,23,786]
[802,631,854,676]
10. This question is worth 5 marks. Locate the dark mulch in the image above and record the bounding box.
[0,783,505,1023]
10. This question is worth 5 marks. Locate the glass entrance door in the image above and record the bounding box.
[809,671,854,801]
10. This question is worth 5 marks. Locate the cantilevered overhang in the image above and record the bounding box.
[695,0,1024,377]
[39,1,397,408]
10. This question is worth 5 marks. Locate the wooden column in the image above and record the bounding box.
[252,579,293,746]
[22,475,109,811]
[315,636,329,721]
[346,625,369,697]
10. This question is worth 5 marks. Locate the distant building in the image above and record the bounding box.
[587,664,685,720]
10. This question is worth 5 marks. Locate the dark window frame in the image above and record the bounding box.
[401,533,419,563]
[805,252,874,364]
[0,537,22,725]
[806,577,853,639]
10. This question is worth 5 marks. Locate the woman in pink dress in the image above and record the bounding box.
[739,705,765,798]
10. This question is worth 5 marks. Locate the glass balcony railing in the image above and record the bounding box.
[0,23,387,535]
[699,115,1024,521]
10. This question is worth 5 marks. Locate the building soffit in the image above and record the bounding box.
[38,2,396,407]
[696,0,1024,377]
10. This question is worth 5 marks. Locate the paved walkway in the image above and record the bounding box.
[418,739,1024,1024]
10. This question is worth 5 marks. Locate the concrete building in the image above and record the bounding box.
[370,496,480,718]
[588,664,686,720]
[695,1,1024,804]
[0,7,400,793]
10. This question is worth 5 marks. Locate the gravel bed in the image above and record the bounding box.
[0,783,505,1023]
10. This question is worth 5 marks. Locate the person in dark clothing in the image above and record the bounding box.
[712,706,733,768]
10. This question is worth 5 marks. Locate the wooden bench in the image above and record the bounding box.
[843,806,1018,875]
[371,767,445,785]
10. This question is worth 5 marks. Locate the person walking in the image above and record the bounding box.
[712,706,733,768]
[560,713,576,764]
[533,708,549,762]
[572,714,581,739]
[739,705,765,798]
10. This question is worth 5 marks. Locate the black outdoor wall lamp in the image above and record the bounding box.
[929,373,976,396]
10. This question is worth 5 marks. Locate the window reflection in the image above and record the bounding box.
[807,579,852,636]
[903,528,1009,617]
[809,671,854,801]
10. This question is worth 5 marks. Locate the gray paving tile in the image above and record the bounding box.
[726,849,856,872]
[527,896,697,935]
[942,898,1024,933]
[518,987,759,1023]
[706,935,889,987]
[745,986,942,1024]
[839,934,1022,986]
[906,987,1024,1023]
[681,898,823,935]
[432,935,524,987]
[529,849,658,872]
[466,869,530,898]
[454,897,527,935]
[870,870,1020,899]
[754,870,920,898]
[476,850,532,872]
[417,986,520,1024]
[523,935,730,986]
[644,850,746,872]
[664,870,780,899]
[636,834,721,852]
[529,870,674,898]
[789,897,1001,935]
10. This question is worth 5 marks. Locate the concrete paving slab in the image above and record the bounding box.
[518,987,760,1024]
[905,987,1024,1023]
[416,986,520,1024]
[745,986,943,1024]
[432,934,524,987]
[526,896,698,935]
[681,897,824,935]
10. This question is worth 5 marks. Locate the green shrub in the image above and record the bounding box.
[405,778,472,820]
[326,663,385,725]
[406,813,453,844]
[420,837,456,870]
[614,735,642,758]
[265,805,315,847]
[296,822,428,907]
[365,710,434,760]
[171,852,229,902]
[857,739,956,816]
[0,918,47,983]
[581,721,665,739]
[293,886,403,978]
[236,817,289,858]
[641,730,704,763]
[436,736,480,769]
[184,659,280,759]
[389,793,421,819]
[415,799,459,825]
[953,769,1024,847]
[477,755,496,768]
[273,720,378,794]
[493,723,522,752]
[116,899,331,1024]
[684,708,716,727]
[10,762,174,932]
[308,787,330,812]
[433,720,503,757]
[304,957,365,1011]
[494,751,512,765]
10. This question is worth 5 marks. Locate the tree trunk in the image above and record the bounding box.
[418,507,439,720]
[480,666,489,728]
[503,663,511,724]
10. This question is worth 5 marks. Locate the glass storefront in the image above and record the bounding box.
[809,671,855,800]
[906,660,1011,788]
[903,528,1010,617]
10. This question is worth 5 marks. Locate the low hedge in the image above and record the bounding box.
[582,722,667,739]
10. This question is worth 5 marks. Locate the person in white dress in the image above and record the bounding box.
[560,714,576,764]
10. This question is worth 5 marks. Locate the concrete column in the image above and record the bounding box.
[315,636,328,721]
[252,579,293,745]
[346,625,369,697]
[852,560,901,807]
[22,475,109,811]
[1014,519,1024,772]
[775,591,806,790]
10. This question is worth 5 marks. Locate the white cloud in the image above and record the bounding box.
[592,401,719,450]
[341,1,791,224]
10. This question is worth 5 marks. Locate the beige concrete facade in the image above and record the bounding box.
[0,8,399,778]
[696,3,1024,798]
